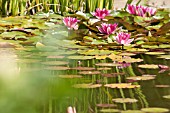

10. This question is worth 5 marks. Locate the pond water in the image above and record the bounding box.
[0,37,170,113]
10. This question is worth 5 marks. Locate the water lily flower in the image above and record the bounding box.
[67,106,76,113]
[114,32,134,46]
[127,4,156,17]
[91,8,111,20]
[97,23,118,35]
[63,17,79,30]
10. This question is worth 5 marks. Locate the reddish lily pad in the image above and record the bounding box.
[112,98,138,103]
[73,83,102,88]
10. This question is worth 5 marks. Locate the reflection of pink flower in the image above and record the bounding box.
[97,23,118,35]
[67,106,76,113]
[92,8,111,20]
[114,32,134,46]
[63,17,79,30]
[127,4,156,17]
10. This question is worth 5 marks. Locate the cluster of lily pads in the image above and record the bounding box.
[63,4,170,50]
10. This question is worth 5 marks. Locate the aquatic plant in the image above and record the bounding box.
[126,4,157,17]
[97,23,118,35]
[114,32,133,46]
[63,17,79,30]
[91,8,111,20]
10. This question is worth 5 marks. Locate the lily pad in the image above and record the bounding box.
[104,83,140,89]
[95,63,121,67]
[58,75,82,78]
[118,52,136,56]
[46,55,65,59]
[96,104,117,108]
[157,55,170,60]
[45,66,70,70]
[99,108,120,113]
[145,52,165,55]
[141,107,169,113]
[97,67,112,70]
[112,98,138,103]
[121,110,145,113]
[163,95,170,99]
[42,61,69,65]
[138,64,159,69]
[126,75,156,81]
[73,83,102,88]
[67,55,94,60]
[71,67,95,71]
[78,49,113,55]
[78,71,101,75]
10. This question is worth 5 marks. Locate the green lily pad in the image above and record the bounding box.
[73,83,102,88]
[141,107,169,113]
[112,98,138,103]
[42,61,69,65]
[104,83,140,89]
[45,66,70,70]
[58,75,82,78]
[78,71,101,75]
[78,49,113,55]
[47,55,65,59]
[138,64,159,69]
[100,108,120,112]
[157,55,170,60]
[126,75,156,81]
[145,52,165,55]
[71,67,95,71]
[142,44,170,49]
[67,55,94,60]
[121,110,145,113]
[96,104,117,108]
[95,63,121,67]
[118,52,136,56]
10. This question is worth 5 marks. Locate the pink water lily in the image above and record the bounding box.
[97,23,118,35]
[114,32,134,46]
[63,17,79,30]
[127,4,156,17]
[92,8,111,20]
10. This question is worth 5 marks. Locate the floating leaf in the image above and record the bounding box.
[45,66,70,70]
[73,83,102,88]
[126,75,156,81]
[47,55,65,59]
[118,58,143,63]
[78,49,113,56]
[145,52,165,55]
[95,63,121,67]
[141,107,169,113]
[71,67,95,71]
[118,52,136,56]
[157,55,170,60]
[104,83,140,89]
[112,98,138,103]
[121,110,145,113]
[78,71,101,75]
[155,85,170,88]
[101,73,125,77]
[96,104,117,108]
[163,95,170,99]
[42,61,69,65]
[58,75,82,78]
[138,64,159,69]
[99,108,120,113]
[67,55,94,60]
[97,67,112,71]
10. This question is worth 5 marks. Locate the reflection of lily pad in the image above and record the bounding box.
[42,61,69,65]
[78,71,101,75]
[121,110,145,113]
[71,67,95,71]
[157,55,170,60]
[141,107,169,113]
[73,83,102,88]
[100,108,120,113]
[145,52,165,55]
[96,104,117,108]
[126,75,156,81]
[112,98,138,103]
[58,75,82,78]
[138,64,159,69]
[67,55,94,60]
[104,83,140,89]
[95,63,121,67]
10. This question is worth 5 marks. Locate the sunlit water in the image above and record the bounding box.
[0,46,170,113]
